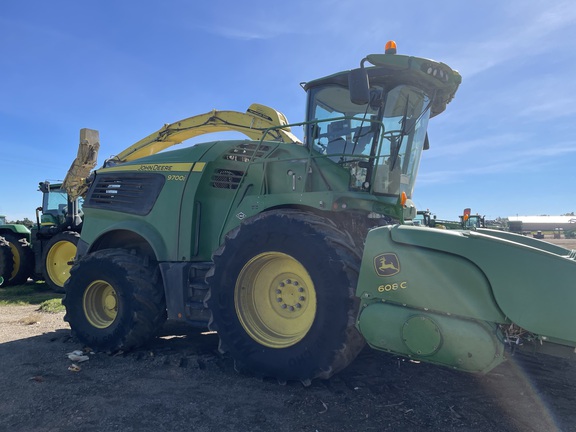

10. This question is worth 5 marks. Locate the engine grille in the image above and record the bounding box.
[223,143,270,163]
[85,173,165,215]
[211,169,244,189]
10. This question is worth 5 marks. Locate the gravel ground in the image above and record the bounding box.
[0,237,575,432]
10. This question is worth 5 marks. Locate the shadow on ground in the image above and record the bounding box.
[1,319,576,432]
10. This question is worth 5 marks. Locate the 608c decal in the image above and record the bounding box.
[378,281,408,292]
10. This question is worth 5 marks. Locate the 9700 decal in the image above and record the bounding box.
[167,175,186,181]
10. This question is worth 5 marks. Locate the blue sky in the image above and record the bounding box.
[1,0,575,222]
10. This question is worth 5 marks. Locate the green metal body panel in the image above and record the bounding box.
[76,209,172,260]
[357,224,576,369]
[357,302,505,372]
[80,140,402,262]
[305,53,461,119]
[357,225,507,323]
[475,228,569,254]
[0,224,32,239]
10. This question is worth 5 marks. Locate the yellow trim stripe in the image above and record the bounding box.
[99,162,196,173]
[192,162,206,172]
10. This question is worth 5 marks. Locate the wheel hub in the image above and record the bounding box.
[273,278,308,315]
[104,293,117,310]
[83,280,119,329]
[235,252,317,348]
[9,242,20,278]
[46,241,76,287]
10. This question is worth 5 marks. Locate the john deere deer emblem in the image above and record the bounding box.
[374,253,400,277]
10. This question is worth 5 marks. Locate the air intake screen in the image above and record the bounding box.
[211,169,244,189]
[85,173,165,215]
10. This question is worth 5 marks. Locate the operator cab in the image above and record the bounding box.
[303,41,460,202]
[306,83,429,199]
[38,181,84,226]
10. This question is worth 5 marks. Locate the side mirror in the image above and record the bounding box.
[349,66,370,105]
[38,181,50,193]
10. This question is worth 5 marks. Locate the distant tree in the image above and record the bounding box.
[562,212,575,216]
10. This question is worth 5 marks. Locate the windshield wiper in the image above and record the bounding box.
[350,108,371,156]
[351,89,384,155]
[389,95,410,171]
[389,94,433,171]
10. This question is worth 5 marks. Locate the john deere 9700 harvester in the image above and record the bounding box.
[61,41,576,384]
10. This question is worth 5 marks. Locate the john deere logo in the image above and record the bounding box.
[374,253,400,277]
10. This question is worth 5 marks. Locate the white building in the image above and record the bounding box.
[507,215,576,231]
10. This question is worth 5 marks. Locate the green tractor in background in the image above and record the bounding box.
[0,182,83,291]
[415,208,504,231]
[61,42,576,384]
[459,208,506,230]
[0,215,34,286]
[410,210,460,229]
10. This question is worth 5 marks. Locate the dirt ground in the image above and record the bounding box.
[1,238,575,432]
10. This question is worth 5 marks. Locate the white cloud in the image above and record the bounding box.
[419,134,575,185]
[202,25,288,41]
[426,133,527,159]
[443,1,576,77]
[523,142,576,157]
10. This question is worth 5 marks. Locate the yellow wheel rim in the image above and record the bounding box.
[46,241,77,287]
[235,252,317,349]
[9,242,20,279]
[83,280,118,329]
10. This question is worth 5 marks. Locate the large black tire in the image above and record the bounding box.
[2,232,34,286]
[206,209,365,384]
[42,231,80,293]
[0,237,14,286]
[63,249,167,352]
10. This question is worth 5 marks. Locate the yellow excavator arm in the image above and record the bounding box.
[112,103,301,163]
[62,103,301,200]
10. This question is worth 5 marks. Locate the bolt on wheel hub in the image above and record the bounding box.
[274,278,308,314]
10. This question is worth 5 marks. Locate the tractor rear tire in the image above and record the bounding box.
[42,231,80,293]
[2,233,34,286]
[206,209,365,384]
[63,249,167,352]
[0,237,14,287]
